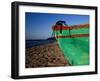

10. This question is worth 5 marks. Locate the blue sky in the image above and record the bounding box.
[25,12,89,40]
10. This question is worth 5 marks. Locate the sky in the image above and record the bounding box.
[25,12,89,40]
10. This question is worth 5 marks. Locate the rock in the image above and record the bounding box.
[26,42,70,68]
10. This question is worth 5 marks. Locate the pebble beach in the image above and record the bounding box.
[26,42,69,68]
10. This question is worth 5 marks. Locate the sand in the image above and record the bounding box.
[26,42,69,68]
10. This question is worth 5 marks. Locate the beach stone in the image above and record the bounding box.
[26,42,70,68]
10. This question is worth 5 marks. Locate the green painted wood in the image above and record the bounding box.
[52,26,89,66]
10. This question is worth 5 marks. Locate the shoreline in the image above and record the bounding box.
[26,42,70,68]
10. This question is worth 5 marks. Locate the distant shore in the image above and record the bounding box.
[26,42,69,68]
[26,37,56,48]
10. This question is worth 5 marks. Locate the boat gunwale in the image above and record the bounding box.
[52,24,89,31]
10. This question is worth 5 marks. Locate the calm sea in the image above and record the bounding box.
[26,39,56,48]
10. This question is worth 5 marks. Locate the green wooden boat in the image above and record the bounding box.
[52,21,89,66]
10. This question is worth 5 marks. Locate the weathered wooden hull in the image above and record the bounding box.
[52,24,89,66]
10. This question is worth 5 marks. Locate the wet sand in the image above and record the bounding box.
[26,42,69,68]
